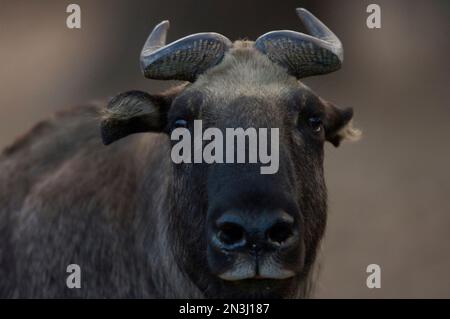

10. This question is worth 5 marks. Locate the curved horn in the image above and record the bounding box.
[255,8,343,78]
[140,20,233,82]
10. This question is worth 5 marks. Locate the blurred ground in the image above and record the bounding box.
[0,0,449,298]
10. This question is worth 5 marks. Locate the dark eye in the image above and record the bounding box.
[308,117,323,133]
[173,119,188,129]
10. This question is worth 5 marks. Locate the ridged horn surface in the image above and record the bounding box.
[140,21,232,82]
[255,8,343,78]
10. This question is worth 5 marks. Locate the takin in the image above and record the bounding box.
[0,8,360,298]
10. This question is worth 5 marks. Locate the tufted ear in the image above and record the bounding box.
[100,90,177,145]
[323,102,361,147]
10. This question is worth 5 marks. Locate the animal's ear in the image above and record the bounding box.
[323,102,361,147]
[100,90,173,145]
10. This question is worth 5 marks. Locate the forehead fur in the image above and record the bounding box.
[191,41,300,99]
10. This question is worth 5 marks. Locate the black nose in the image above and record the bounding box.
[212,209,298,253]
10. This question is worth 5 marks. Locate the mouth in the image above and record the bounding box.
[206,245,302,298]
[216,256,296,281]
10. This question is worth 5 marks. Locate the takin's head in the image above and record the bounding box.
[100,8,360,298]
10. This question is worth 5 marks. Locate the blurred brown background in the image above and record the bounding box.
[1,0,449,298]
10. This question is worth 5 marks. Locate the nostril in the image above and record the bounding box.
[267,222,294,245]
[217,222,246,247]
